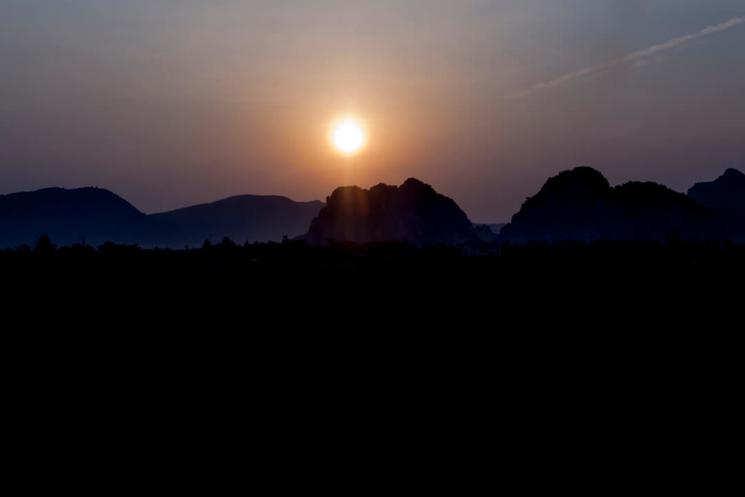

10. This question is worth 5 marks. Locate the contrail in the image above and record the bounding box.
[508,16,745,99]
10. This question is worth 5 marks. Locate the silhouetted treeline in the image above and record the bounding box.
[6,235,745,301]
[7,234,745,265]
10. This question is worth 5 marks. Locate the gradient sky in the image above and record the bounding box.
[1,0,744,221]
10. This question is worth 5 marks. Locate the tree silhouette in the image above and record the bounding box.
[34,235,56,255]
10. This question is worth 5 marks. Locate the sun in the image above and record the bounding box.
[330,117,366,156]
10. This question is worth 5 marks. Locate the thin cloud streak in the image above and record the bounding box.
[509,16,745,99]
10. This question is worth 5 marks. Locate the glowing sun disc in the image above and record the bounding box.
[331,118,366,156]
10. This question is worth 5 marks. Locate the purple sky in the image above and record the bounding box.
[1,0,744,221]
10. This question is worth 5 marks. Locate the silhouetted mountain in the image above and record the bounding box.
[501,167,715,242]
[500,168,611,242]
[0,187,145,247]
[611,182,714,240]
[145,195,324,247]
[689,168,745,216]
[0,187,323,248]
[688,168,745,241]
[304,178,477,245]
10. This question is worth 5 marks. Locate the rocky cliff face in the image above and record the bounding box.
[500,167,714,243]
[304,178,477,245]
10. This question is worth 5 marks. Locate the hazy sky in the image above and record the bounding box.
[1,0,744,221]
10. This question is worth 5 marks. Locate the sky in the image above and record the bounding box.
[1,0,744,221]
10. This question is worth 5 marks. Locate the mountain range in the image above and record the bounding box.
[500,167,716,243]
[1,167,743,248]
[0,188,323,248]
[499,167,744,243]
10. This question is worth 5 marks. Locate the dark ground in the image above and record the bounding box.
[3,237,740,482]
[4,236,743,325]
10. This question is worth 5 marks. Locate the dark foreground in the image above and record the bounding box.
[5,237,743,321]
[8,237,741,391]
[4,238,740,485]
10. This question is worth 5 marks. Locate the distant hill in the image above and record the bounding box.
[304,178,477,245]
[688,168,745,241]
[0,187,145,247]
[145,195,324,247]
[500,167,715,243]
[0,188,323,248]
